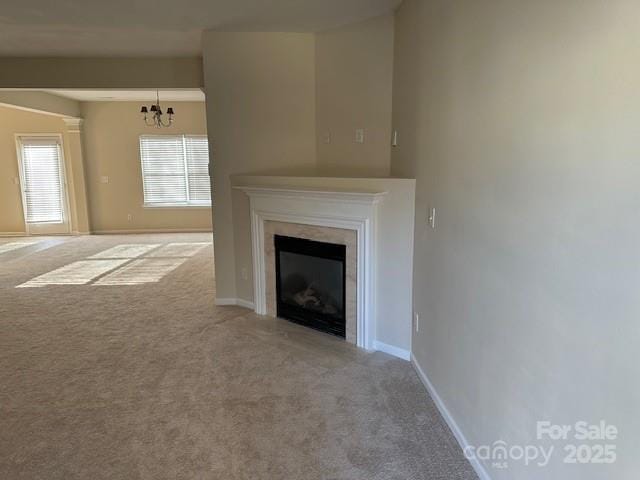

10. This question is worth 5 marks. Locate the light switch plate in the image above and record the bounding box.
[355,128,365,144]
[428,207,436,229]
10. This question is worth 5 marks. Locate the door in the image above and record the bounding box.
[16,136,71,235]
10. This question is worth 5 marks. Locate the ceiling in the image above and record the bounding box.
[44,89,205,102]
[0,0,401,57]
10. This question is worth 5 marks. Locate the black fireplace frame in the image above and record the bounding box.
[274,234,347,338]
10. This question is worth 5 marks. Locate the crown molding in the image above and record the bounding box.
[62,117,84,133]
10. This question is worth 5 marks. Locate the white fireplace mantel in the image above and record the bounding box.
[235,185,387,204]
[235,185,387,350]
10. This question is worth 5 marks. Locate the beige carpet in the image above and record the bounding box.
[0,234,477,480]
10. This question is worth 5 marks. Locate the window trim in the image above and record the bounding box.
[139,134,211,208]
[14,133,72,235]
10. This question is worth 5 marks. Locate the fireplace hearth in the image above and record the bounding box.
[275,235,346,338]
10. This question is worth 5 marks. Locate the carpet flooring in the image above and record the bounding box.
[0,234,477,480]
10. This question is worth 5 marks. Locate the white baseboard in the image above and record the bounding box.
[2,229,211,236]
[215,297,255,310]
[373,341,411,361]
[93,228,213,235]
[0,232,28,237]
[2,229,209,236]
[236,298,255,309]
[214,298,238,306]
[411,354,492,480]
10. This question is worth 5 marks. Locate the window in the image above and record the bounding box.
[18,136,67,224]
[139,135,211,207]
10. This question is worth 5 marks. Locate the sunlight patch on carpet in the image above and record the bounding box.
[15,241,210,288]
[146,242,210,258]
[0,241,39,255]
[94,258,188,285]
[17,259,129,287]
[89,244,161,259]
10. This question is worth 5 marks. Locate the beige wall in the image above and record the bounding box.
[0,57,203,88]
[81,101,212,233]
[0,91,81,118]
[392,0,638,478]
[1,100,211,235]
[0,105,88,234]
[315,15,394,177]
[202,32,318,300]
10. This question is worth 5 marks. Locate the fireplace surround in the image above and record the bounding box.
[231,178,416,360]
[236,185,385,350]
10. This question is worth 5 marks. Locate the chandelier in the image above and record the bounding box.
[140,90,174,128]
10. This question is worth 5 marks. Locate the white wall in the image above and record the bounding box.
[392,0,639,478]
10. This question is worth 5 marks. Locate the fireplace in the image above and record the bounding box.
[274,234,346,338]
[236,184,392,351]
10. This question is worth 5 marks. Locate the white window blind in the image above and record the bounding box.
[139,135,211,206]
[19,137,66,224]
[185,136,211,204]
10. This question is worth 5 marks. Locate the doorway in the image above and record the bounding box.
[16,135,71,235]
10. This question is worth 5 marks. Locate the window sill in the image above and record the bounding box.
[143,204,212,209]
